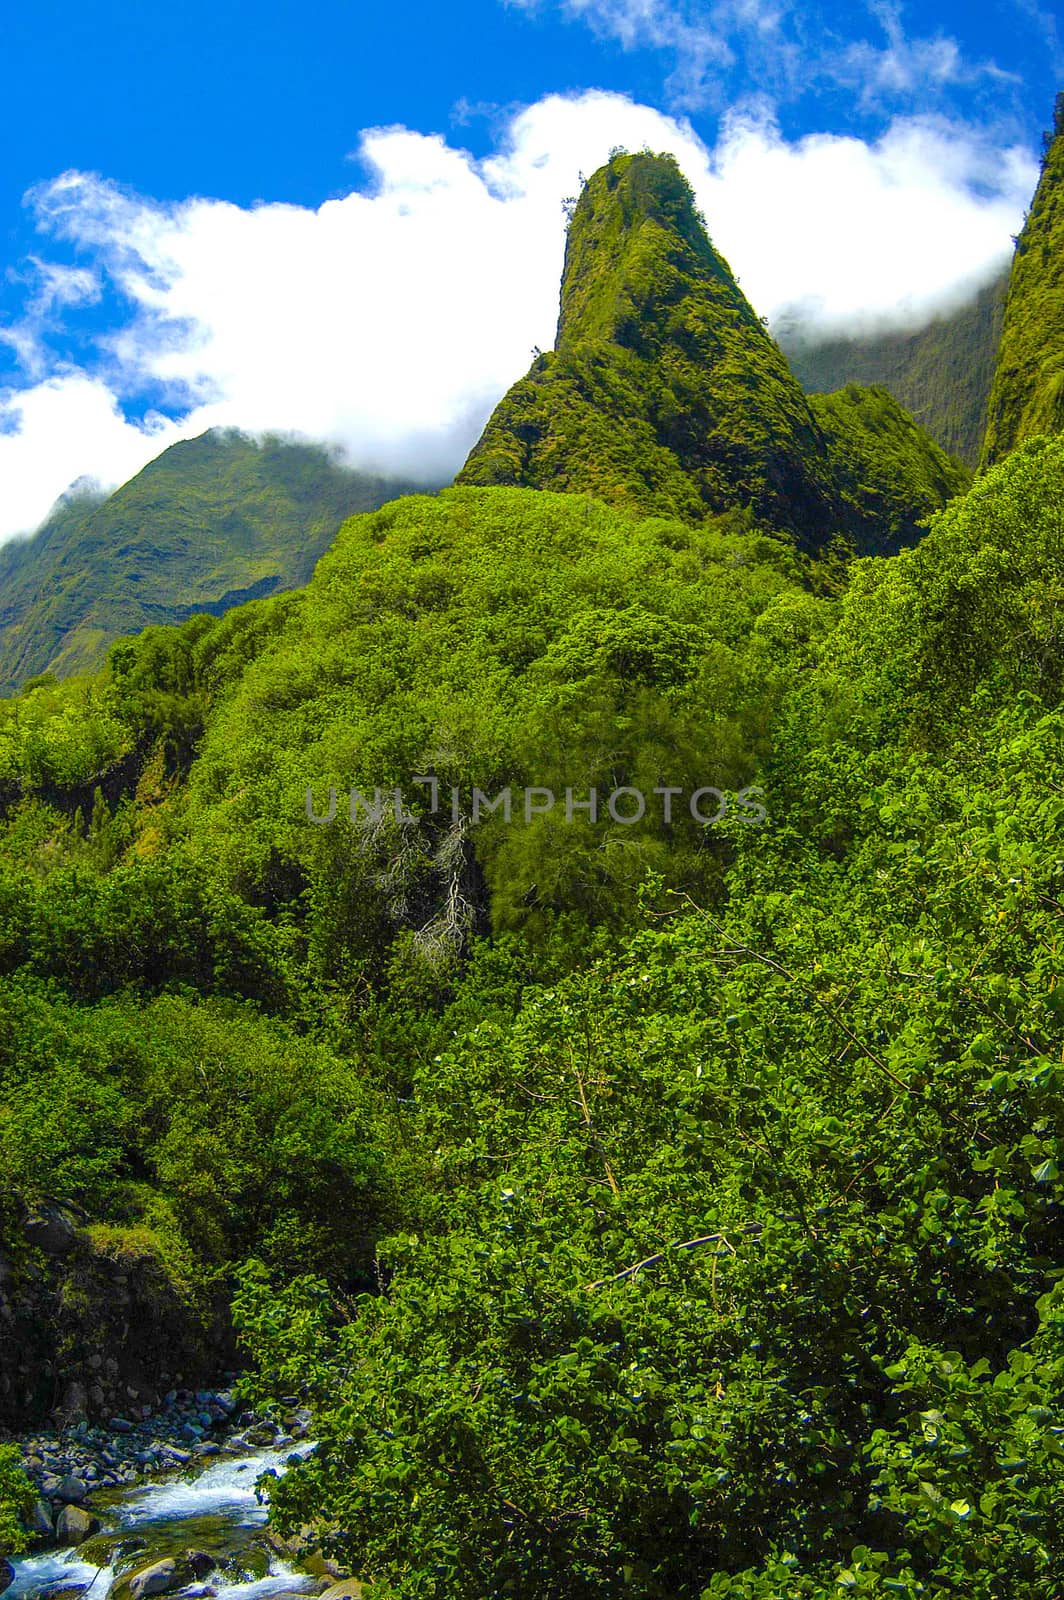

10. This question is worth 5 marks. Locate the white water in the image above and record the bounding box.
[8,1446,319,1600]
[7,1553,114,1600]
[116,1445,313,1528]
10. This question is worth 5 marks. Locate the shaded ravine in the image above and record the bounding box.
[8,1446,318,1600]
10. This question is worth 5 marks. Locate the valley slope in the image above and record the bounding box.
[0,429,421,693]
[782,269,1008,469]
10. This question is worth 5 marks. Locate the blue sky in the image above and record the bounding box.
[0,0,1060,537]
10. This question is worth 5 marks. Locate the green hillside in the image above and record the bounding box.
[0,428,421,693]
[982,96,1064,466]
[783,270,1008,468]
[808,384,972,554]
[1,432,1063,1595]
[1,140,1063,1599]
[459,151,968,553]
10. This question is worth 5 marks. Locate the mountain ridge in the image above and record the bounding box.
[459,150,968,554]
[0,429,423,693]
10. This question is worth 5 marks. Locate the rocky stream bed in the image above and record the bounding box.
[0,1393,355,1600]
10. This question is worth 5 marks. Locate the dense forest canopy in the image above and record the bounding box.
[1,110,1064,1600]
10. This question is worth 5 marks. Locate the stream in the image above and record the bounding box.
[8,1447,319,1600]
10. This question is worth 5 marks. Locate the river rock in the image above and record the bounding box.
[0,1558,13,1596]
[243,1425,276,1447]
[186,1553,217,1581]
[29,1497,54,1537]
[57,1474,88,1503]
[125,1557,193,1600]
[319,1583,365,1600]
[55,1504,99,1544]
[39,1585,89,1600]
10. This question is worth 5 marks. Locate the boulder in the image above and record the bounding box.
[185,1553,216,1581]
[0,1558,13,1596]
[24,1205,77,1256]
[29,1497,55,1538]
[56,1504,99,1544]
[125,1558,193,1600]
[56,1475,88,1503]
[243,1425,276,1447]
[319,1584,364,1600]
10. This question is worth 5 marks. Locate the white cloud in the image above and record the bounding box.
[0,376,182,539]
[837,2,1018,113]
[504,0,1008,113]
[0,89,1038,543]
[697,108,1035,337]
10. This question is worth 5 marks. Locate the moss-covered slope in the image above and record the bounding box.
[809,384,970,555]
[459,152,968,553]
[982,97,1064,467]
[0,429,422,693]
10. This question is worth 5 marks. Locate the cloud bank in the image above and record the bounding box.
[0,90,1037,542]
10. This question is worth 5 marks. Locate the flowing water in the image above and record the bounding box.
[8,1447,319,1600]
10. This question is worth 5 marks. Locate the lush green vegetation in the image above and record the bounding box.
[220,435,1064,1598]
[0,429,420,693]
[2,136,1064,1597]
[0,435,1061,1590]
[982,100,1064,466]
[783,270,1007,469]
[0,1446,33,1558]
[808,385,969,554]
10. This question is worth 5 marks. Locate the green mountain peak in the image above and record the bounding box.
[460,150,968,553]
[554,152,747,349]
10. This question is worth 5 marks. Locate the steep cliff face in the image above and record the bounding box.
[783,270,1007,469]
[460,152,967,553]
[982,97,1064,468]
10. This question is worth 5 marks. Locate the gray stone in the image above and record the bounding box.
[29,1497,54,1538]
[0,1558,13,1596]
[24,1205,77,1256]
[56,1475,88,1503]
[127,1558,191,1600]
[55,1504,99,1545]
